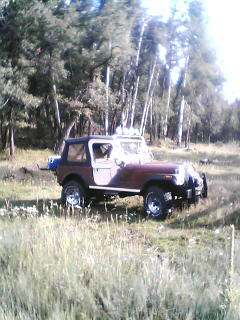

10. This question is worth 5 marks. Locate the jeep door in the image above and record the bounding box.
[89,140,120,186]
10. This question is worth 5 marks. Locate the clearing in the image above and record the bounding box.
[0,142,240,319]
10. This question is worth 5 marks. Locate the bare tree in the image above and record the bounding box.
[130,20,147,127]
[140,55,158,135]
[177,67,187,146]
[163,74,172,137]
[105,40,111,135]
[52,82,61,136]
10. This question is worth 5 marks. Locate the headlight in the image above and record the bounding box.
[186,165,202,186]
[174,166,185,185]
[186,165,195,177]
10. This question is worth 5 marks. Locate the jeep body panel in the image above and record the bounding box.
[56,135,207,206]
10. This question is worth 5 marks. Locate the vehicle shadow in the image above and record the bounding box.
[167,205,214,228]
[1,196,239,229]
[167,200,240,231]
[84,201,147,223]
[211,209,240,229]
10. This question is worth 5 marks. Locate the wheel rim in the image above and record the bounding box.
[65,186,81,206]
[147,193,162,216]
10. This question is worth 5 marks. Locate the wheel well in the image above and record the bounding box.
[62,174,86,189]
[142,180,172,194]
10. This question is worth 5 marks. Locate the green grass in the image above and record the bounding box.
[0,143,240,319]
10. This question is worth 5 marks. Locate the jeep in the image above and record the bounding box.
[53,134,207,220]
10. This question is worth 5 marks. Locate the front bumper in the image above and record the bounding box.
[184,186,202,199]
[171,185,202,200]
[173,172,207,200]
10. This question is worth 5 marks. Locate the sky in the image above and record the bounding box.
[206,0,240,102]
[142,0,240,102]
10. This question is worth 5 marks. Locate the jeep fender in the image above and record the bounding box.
[141,175,175,194]
[61,171,89,190]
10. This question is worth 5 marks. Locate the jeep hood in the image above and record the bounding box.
[126,160,185,174]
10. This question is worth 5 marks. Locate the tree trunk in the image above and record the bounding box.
[185,108,192,149]
[52,81,61,142]
[163,75,172,137]
[177,68,187,146]
[0,114,4,149]
[3,126,9,151]
[105,40,111,135]
[55,115,78,154]
[9,124,15,160]
[5,107,15,160]
[141,62,160,136]
[105,64,110,134]
[88,119,92,136]
[78,114,86,136]
[119,72,129,128]
[130,76,139,128]
[136,20,146,67]
[140,57,157,135]
[53,84,61,127]
[177,95,185,146]
[149,98,153,144]
[129,20,147,127]
[109,108,117,135]
[121,96,130,128]
[208,133,211,144]
[154,114,158,141]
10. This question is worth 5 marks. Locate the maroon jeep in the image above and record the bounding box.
[56,134,207,219]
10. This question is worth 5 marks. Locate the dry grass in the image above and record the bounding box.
[0,143,240,319]
[0,148,60,204]
[0,217,239,320]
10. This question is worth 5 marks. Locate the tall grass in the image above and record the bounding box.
[0,217,239,319]
[1,143,240,319]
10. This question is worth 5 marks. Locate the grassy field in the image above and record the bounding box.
[0,143,240,319]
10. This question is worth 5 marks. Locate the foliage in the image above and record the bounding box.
[0,0,237,153]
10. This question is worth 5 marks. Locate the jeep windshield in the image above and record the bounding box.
[112,136,153,164]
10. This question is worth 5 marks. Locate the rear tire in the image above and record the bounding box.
[144,186,170,220]
[62,180,88,208]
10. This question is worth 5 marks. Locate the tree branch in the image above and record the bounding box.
[0,98,9,108]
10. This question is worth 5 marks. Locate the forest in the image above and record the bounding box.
[0,0,239,158]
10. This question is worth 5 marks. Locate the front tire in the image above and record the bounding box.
[62,180,88,208]
[144,186,169,220]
